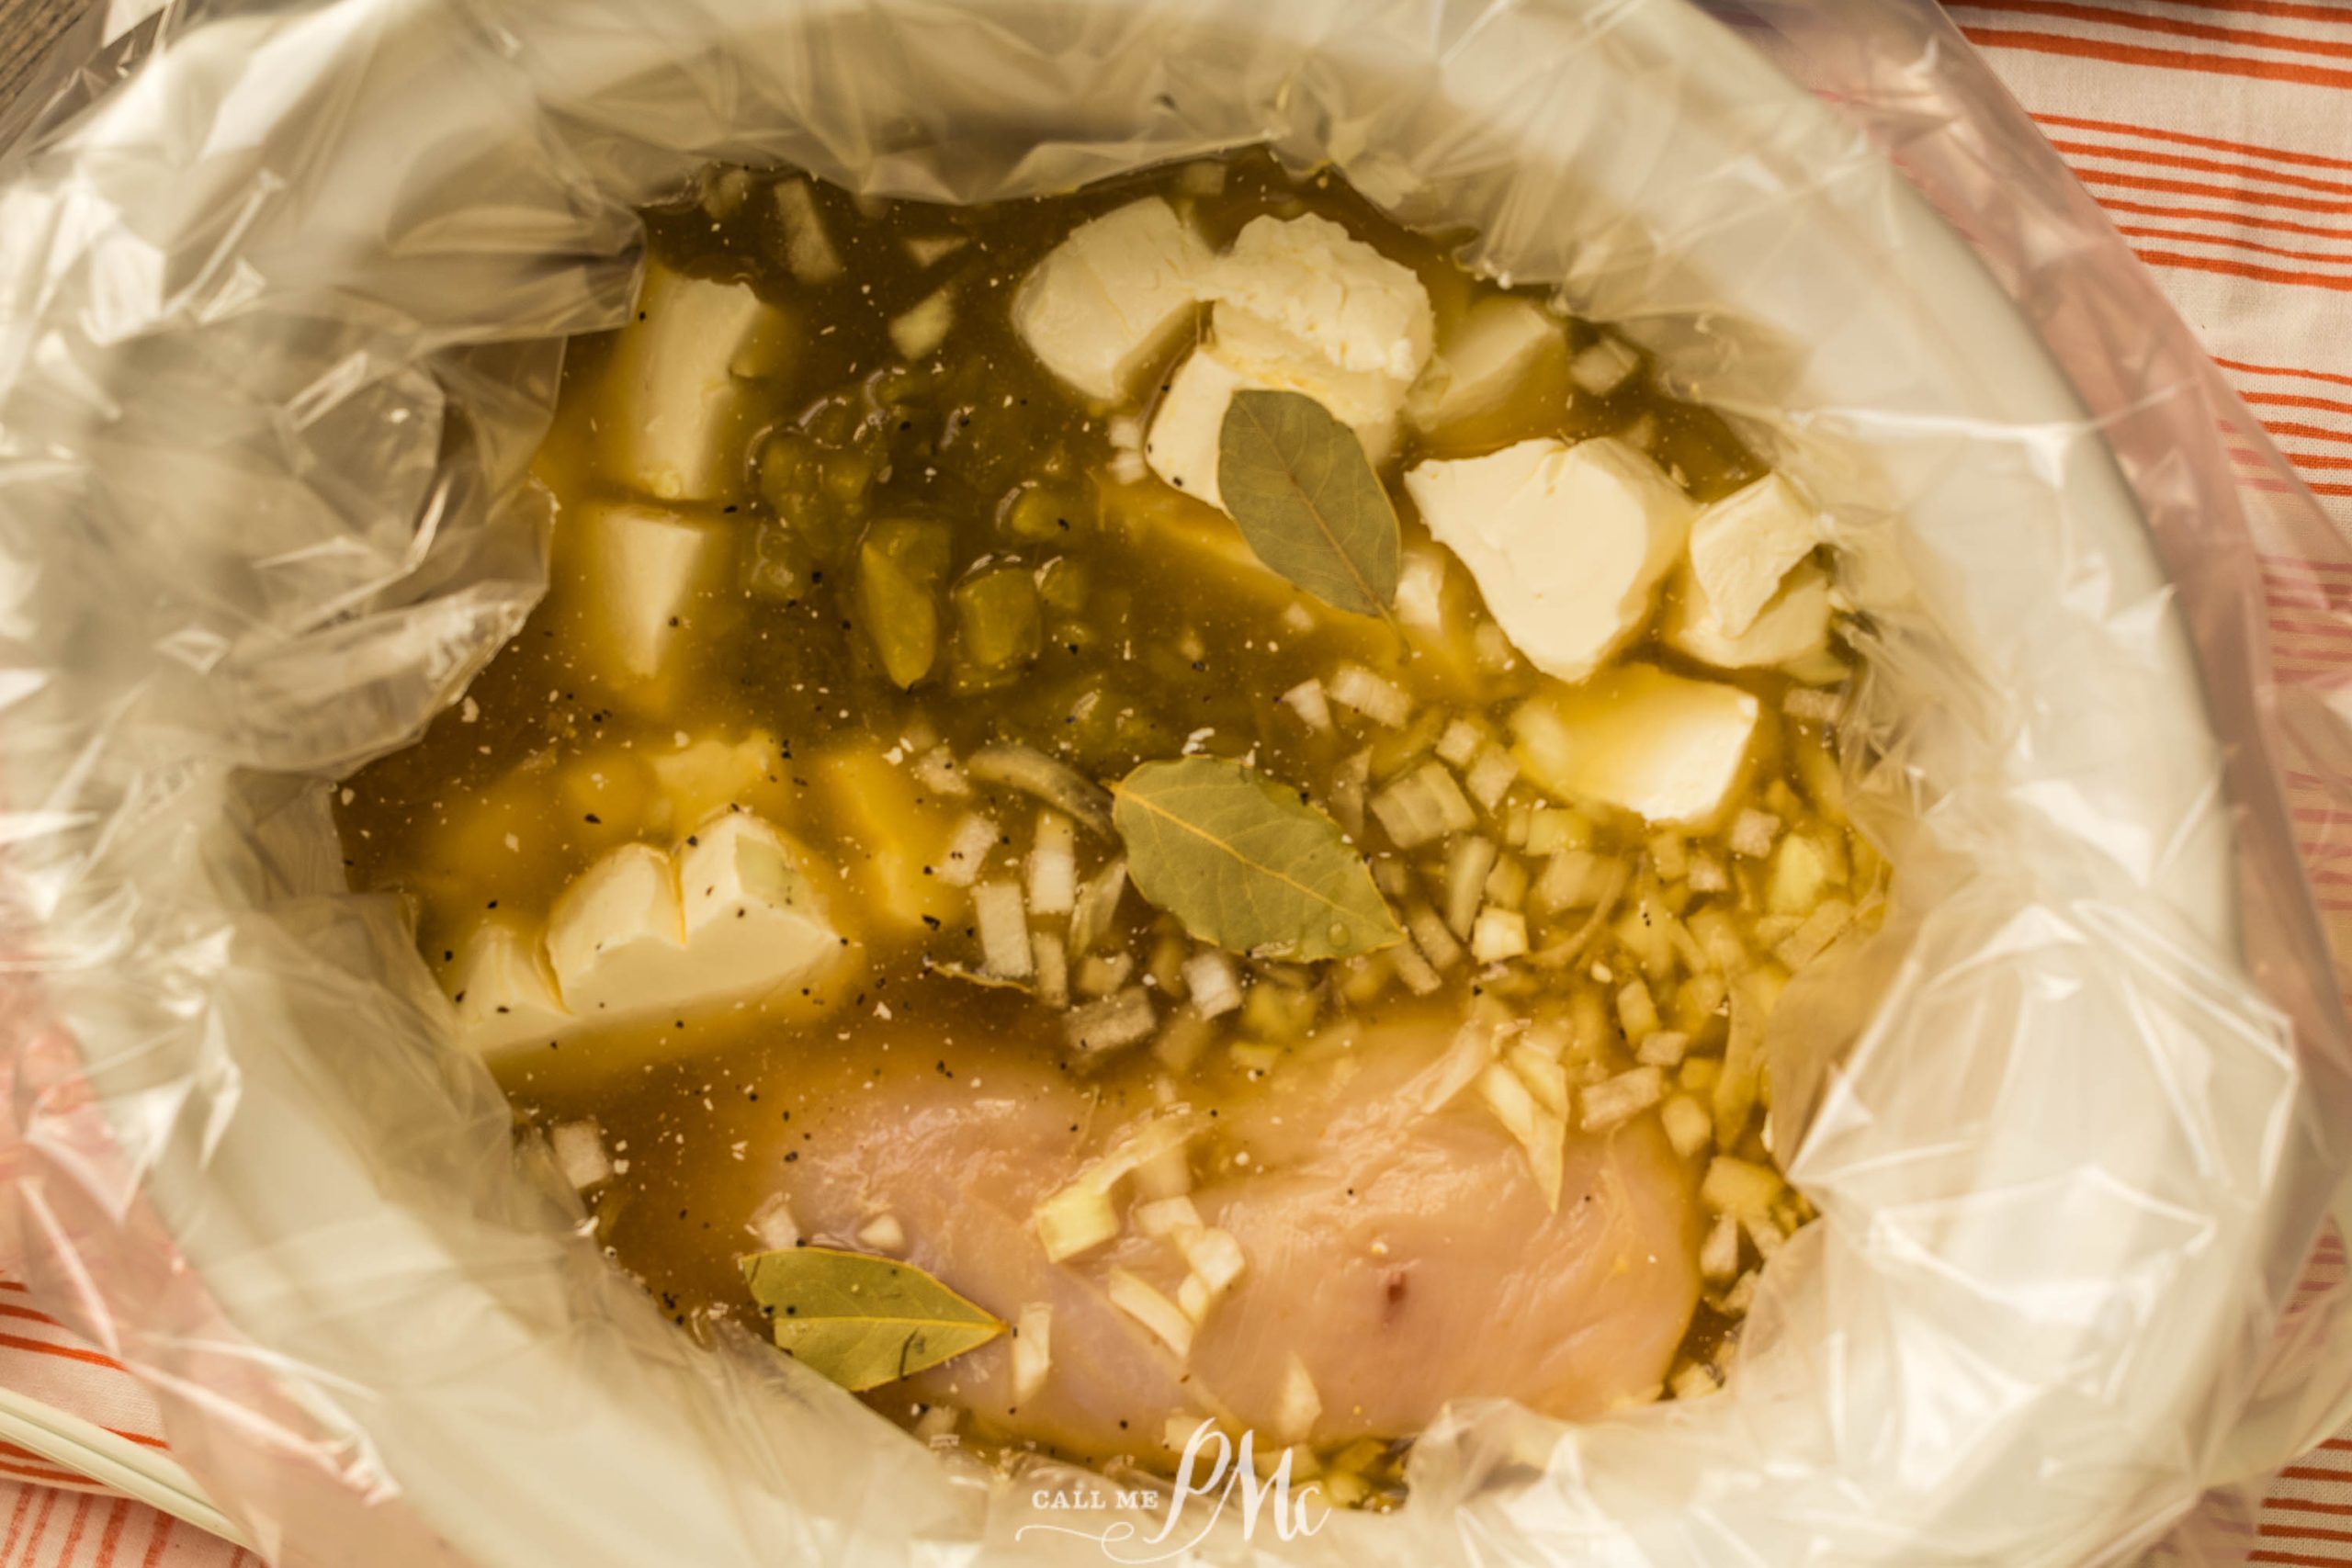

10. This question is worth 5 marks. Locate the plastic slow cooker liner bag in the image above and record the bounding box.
[6,0,2352,1562]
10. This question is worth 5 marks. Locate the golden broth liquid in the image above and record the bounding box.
[337,151,1870,1485]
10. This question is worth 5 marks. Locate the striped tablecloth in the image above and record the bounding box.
[4,0,2352,1562]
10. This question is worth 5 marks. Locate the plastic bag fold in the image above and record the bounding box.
[4,0,2351,1563]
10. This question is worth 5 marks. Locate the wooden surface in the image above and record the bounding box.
[0,0,86,125]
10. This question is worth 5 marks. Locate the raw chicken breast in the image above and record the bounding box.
[750,1010,1702,1457]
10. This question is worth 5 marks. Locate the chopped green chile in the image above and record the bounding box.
[953,566,1043,676]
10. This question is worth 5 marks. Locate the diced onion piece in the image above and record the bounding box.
[1066,987,1157,1053]
[1035,1182,1120,1262]
[1524,807,1593,856]
[1699,1210,1743,1281]
[1135,1195,1203,1238]
[1328,664,1412,727]
[967,743,1115,836]
[1776,897,1854,969]
[772,179,845,284]
[1713,976,1770,1145]
[551,1120,611,1190]
[1372,761,1476,849]
[1784,686,1842,723]
[1649,834,1690,883]
[1769,832,1839,914]
[1106,1269,1195,1356]
[890,286,956,361]
[1670,1360,1724,1401]
[1131,1134,1194,1202]
[1479,1063,1565,1209]
[1012,1303,1054,1404]
[1075,951,1135,998]
[1395,548,1448,631]
[856,1213,907,1253]
[1280,679,1334,734]
[1177,1225,1247,1294]
[913,1405,959,1442]
[1661,1094,1713,1159]
[1483,854,1530,911]
[1443,836,1498,938]
[1329,750,1371,838]
[1579,1065,1666,1132]
[1272,1354,1323,1443]
[1570,334,1640,396]
[1744,1211,1787,1262]
[973,881,1033,979]
[911,745,969,796]
[1531,849,1609,916]
[746,1191,799,1251]
[1415,1014,1509,1111]
[1027,812,1077,915]
[1182,950,1244,1019]
[1471,907,1529,963]
[1679,1056,1722,1095]
[1067,858,1129,955]
[1229,1042,1282,1076]
[1152,1007,1216,1074]
[1509,1043,1571,1119]
[1638,1030,1691,1067]
[1392,940,1443,996]
[1702,1155,1786,1219]
[1406,902,1464,972]
[1464,746,1518,812]
[937,813,1001,888]
[1728,808,1781,859]
[1033,931,1069,1009]
[1177,1273,1215,1324]
[1436,718,1487,768]
[1617,978,1661,1040]
[1689,908,1749,975]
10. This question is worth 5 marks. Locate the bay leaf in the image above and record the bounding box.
[1112,756,1402,962]
[741,1246,1005,1393]
[1216,388,1400,619]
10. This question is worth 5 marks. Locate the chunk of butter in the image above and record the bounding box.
[1510,663,1761,827]
[1664,561,1833,671]
[673,812,841,998]
[1144,214,1433,511]
[1013,198,1213,403]
[447,920,570,1056]
[1405,296,1567,435]
[1688,473,1824,638]
[448,813,846,1062]
[1198,213,1433,381]
[567,502,732,706]
[546,842,690,1024]
[1405,437,1695,684]
[599,259,791,503]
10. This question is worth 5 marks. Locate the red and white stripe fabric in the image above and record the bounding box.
[2,2,2351,1564]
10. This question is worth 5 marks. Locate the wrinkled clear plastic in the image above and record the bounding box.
[3,0,2350,1563]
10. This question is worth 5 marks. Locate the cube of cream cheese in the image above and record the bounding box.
[673,811,841,997]
[1143,215,1433,511]
[1665,561,1833,671]
[570,502,732,701]
[1143,335,1405,511]
[1510,664,1761,828]
[599,258,792,502]
[447,920,571,1056]
[1198,213,1433,381]
[1013,197,1213,402]
[1688,473,1825,637]
[545,842,691,1025]
[1405,296,1567,435]
[1403,437,1696,683]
